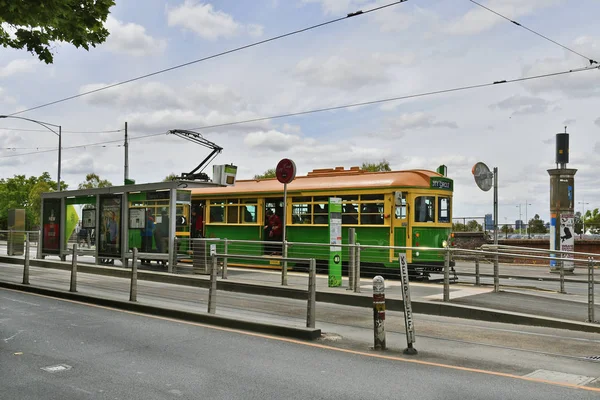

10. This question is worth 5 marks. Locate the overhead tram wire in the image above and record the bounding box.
[468,0,598,65]
[9,1,409,117]
[187,64,599,131]
[2,64,598,160]
[0,131,166,158]
[0,127,124,133]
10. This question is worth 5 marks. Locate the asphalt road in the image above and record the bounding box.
[1,288,598,400]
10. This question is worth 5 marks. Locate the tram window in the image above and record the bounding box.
[241,205,257,223]
[438,197,450,223]
[210,205,224,222]
[227,205,239,223]
[360,202,384,225]
[415,196,435,222]
[361,194,384,201]
[313,203,328,225]
[342,202,358,225]
[292,203,310,224]
[395,197,407,219]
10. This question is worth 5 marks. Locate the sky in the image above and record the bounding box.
[0,0,599,225]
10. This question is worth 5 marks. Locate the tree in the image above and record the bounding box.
[254,169,276,180]
[163,173,179,182]
[361,159,391,172]
[0,172,65,229]
[528,214,547,234]
[78,173,112,189]
[574,211,583,235]
[452,222,466,232]
[466,220,483,232]
[501,225,514,234]
[584,208,600,234]
[0,0,115,64]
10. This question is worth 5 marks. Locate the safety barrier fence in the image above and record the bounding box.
[0,233,597,324]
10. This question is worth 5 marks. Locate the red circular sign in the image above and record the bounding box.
[276,158,296,184]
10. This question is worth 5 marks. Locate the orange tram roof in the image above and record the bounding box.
[190,166,448,197]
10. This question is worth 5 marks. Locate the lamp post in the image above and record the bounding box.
[516,204,522,234]
[578,200,589,236]
[524,201,532,238]
[0,115,62,190]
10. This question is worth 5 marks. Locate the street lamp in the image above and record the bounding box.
[0,115,62,191]
[524,201,532,238]
[578,200,589,236]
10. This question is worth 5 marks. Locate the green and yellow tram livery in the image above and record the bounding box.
[190,166,453,278]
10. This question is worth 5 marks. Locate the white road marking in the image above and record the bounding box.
[41,364,72,373]
[421,287,493,300]
[3,330,24,342]
[524,369,597,386]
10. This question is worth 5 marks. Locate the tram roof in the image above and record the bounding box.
[191,168,446,196]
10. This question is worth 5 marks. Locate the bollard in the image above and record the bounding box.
[559,259,566,294]
[208,254,218,314]
[36,229,42,260]
[306,258,316,329]
[475,257,480,286]
[70,244,78,293]
[222,239,228,279]
[372,276,386,350]
[443,247,450,302]
[23,233,30,285]
[354,243,361,293]
[588,257,595,323]
[493,249,499,293]
[347,228,356,291]
[130,248,138,302]
[282,240,288,286]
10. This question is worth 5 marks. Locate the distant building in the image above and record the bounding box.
[485,214,494,230]
[515,220,523,230]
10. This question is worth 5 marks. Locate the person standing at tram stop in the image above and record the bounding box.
[141,209,155,252]
[264,209,282,255]
[191,207,204,238]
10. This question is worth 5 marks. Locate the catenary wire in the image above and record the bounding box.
[8,1,409,117]
[1,64,597,159]
[0,127,124,133]
[468,0,598,65]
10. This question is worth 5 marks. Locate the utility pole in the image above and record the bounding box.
[516,204,522,234]
[525,201,531,238]
[578,199,589,236]
[124,121,129,184]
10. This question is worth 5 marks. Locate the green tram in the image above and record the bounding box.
[190,166,454,278]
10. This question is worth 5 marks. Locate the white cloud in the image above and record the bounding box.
[301,0,370,14]
[389,112,458,131]
[104,16,167,56]
[62,152,120,175]
[445,0,563,35]
[595,117,600,127]
[167,1,263,40]
[0,59,37,78]
[490,94,552,116]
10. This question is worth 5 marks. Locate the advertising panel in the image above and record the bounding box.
[99,195,122,258]
[42,199,61,254]
[129,208,146,229]
[559,213,574,270]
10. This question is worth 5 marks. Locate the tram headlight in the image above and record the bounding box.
[442,240,448,248]
[415,251,420,257]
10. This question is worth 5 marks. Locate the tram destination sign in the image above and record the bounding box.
[430,177,453,191]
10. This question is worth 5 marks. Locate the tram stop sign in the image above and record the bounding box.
[276,158,297,184]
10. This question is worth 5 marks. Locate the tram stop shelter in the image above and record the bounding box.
[39,180,222,272]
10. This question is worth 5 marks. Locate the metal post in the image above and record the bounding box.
[222,239,228,279]
[282,240,288,286]
[373,275,386,350]
[493,167,499,292]
[124,121,129,182]
[354,243,361,293]
[23,233,30,285]
[443,247,450,302]
[208,254,218,314]
[306,258,316,329]
[348,228,356,290]
[493,247,500,293]
[36,229,42,259]
[559,259,566,294]
[130,248,138,302]
[475,256,480,286]
[588,257,595,323]
[57,126,61,191]
[70,244,77,292]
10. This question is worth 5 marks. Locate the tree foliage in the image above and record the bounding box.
[0,0,115,64]
[78,173,112,189]
[253,168,276,180]
[584,208,600,234]
[361,159,391,172]
[0,172,65,229]
[452,220,482,232]
[163,173,179,182]
[528,214,548,234]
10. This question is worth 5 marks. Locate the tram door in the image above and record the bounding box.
[263,197,283,255]
[190,200,205,238]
